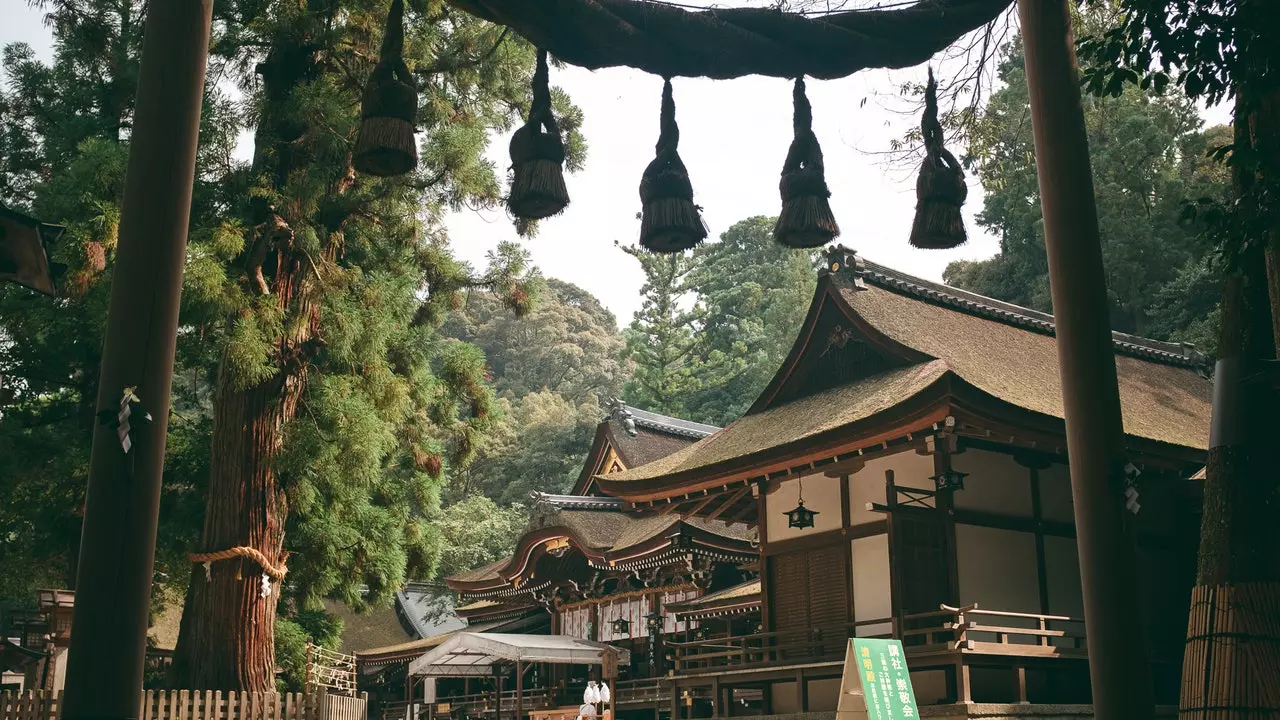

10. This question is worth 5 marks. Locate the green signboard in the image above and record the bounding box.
[851,638,919,720]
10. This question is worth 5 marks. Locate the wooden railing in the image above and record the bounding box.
[1,690,366,720]
[901,604,1087,658]
[667,618,895,674]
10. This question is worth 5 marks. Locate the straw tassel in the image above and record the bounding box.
[639,79,707,253]
[775,77,839,249]
[909,68,967,249]
[353,0,418,177]
[508,50,569,222]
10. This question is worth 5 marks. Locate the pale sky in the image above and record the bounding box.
[1,2,1232,325]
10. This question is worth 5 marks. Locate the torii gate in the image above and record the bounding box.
[59,2,1149,720]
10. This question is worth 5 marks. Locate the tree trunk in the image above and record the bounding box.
[1179,37,1280,717]
[168,30,327,689]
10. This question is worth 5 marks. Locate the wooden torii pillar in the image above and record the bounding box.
[60,0,213,718]
[1018,2,1153,719]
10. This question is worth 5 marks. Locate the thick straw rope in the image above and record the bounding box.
[442,0,1012,80]
[189,546,288,581]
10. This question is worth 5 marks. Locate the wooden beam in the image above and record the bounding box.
[707,487,750,522]
[681,493,718,519]
[656,500,684,517]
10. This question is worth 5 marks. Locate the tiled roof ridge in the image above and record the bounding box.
[604,399,720,439]
[827,246,1210,371]
[528,492,625,510]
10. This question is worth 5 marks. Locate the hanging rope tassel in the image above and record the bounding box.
[775,77,839,249]
[910,68,968,249]
[639,79,707,253]
[508,49,570,223]
[353,0,418,177]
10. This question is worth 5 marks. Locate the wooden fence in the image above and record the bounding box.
[0,690,367,720]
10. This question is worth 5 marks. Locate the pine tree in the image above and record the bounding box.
[619,244,700,418]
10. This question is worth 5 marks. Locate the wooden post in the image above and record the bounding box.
[1017,3,1153,719]
[794,670,807,713]
[516,661,524,720]
[59,0,213,717]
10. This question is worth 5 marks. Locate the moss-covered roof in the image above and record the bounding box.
[840,267,1211,451]
[599,257,1212,490]
[601,361,950,484]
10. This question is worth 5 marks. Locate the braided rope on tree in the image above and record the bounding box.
[189,546,289,581]
[440,0,1011,80]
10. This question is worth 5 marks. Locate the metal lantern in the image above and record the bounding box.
[1,204,66,296]
[785,476,818,529]
[646,611,664,632]
[611,617,631,637]
[693,627,706,641]
[931,468,968,492]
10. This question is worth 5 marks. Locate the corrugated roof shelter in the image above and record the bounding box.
[408,633,630,677]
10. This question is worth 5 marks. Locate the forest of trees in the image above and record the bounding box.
[0,0,1251,694]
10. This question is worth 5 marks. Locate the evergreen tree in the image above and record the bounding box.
[683,217,816,425]
[942,29,1229,347]
[170,0,581,688]
[2,0,583,691]
[619,244,700,418]
[0,0,212,604]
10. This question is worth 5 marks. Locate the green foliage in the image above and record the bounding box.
[0,0,207,604]
[942,27,1230,348]
[619,219,816,426]
[0,0,587,674]
[442,278,625,505]
[619,246,702,418]
[434,495,527,581]
[683,218,817,425]
[274,608,344,692]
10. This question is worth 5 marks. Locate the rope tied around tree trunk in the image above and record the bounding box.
[909,67,967,249]
[189,546,289,581]
[775,77,838,248]
[639,79,706,252]
[509,49,570,222]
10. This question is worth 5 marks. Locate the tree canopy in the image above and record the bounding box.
[942,29,1229,351]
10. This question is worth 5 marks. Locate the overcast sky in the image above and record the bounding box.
[1,3,1232,326]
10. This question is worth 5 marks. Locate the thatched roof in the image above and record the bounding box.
[598,255,1212,493]
[601,361,950,485]
[573,404,718,495]
[839,262,1211,451]
[666,579,761,620]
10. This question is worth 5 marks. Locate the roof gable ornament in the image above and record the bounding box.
[607,397,638,436]
[821,244,867,291]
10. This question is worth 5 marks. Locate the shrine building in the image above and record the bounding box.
[367,246,1211,720]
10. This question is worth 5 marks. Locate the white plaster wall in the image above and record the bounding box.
[767,472,842,542]
[951,448,1032,517]
[850,535,893,636]
[955,524,1040,614]
[847,450,935,526]
[1044,534,1084,618]
[1038,462,1075,523]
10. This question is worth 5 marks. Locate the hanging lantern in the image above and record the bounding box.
[909,68,968,249]
[611,617,631,637]
[508,50,569,222]
[784,476,819,529]
[353,0,418,177]
[693,627,706,641]
[0,204,66,296]
[646,610,664,633]
[930,468,968,492]
[774,77,839,249]
[639,79,706,253]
